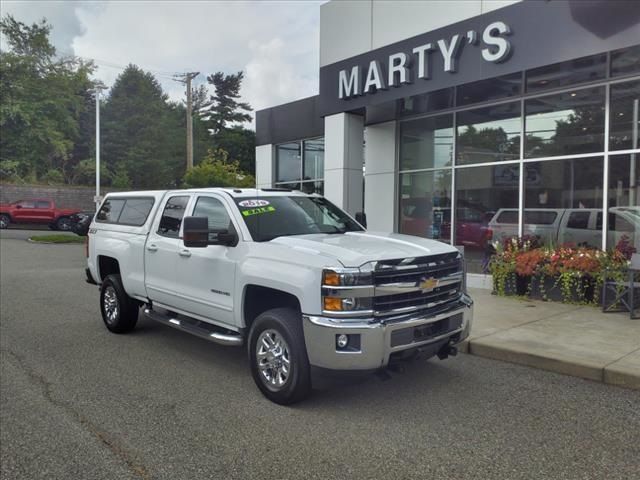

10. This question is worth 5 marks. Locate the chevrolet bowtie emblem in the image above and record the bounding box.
[419,277,439,292]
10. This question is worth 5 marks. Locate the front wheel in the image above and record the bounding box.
[100,274,139,333]
[56,216,72,231]
[248,308,311,405]
[0,214,9,229]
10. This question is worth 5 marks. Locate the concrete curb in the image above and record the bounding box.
[27,238,83,245]
[464,338,640,390]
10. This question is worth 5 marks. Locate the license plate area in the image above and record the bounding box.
[390,313,464,348]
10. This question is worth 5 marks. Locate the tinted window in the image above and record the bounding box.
[400,114,453,170]
[193,196,232,239]
[611,44,640,77]
[117,198,155,226]
[567,212,590,229]
[457,72,521,107]
[35,200,51,208]
[157,196,189,238]
[18,200,35,208]
[524,211,557,225]
[456,102,521,165]
[276,142,301,182]
[303,138,324,181]
[609,80,640,151]
[526,53,606,93]
[96,199,125,223]
[525,87,605,158]
[399,88,454,117]
[496,211,518,224]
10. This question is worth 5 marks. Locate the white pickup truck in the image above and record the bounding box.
[86,188,473,404]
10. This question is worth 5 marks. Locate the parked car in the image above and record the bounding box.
[86,189,474,404]
[0,199,80,230]
[70,210,95,236]
[488,207,640,248]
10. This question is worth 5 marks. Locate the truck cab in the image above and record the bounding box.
[87,188,473,404]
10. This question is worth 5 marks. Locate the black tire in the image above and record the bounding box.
[100,274,139,333]
[56,216,72,231]
[248,308,311,405]
[0,214,9,229]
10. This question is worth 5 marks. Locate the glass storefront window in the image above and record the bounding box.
[399,115,453,171]
[276,142,301,182]
[525,53,607,93]
[398,170,452,243]
[456,102,521,165]
[611,44,640,78]
[610,80,640,151]
[399,88,454,117]
[303,138,324,181]
[456,165,519,273]
[522,157,604,249]
[457,72,521,107]
[525,87,605,158]
[607,154,639,250]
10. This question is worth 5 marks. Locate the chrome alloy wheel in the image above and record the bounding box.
[103,286,119,324]
[256,329,291,391]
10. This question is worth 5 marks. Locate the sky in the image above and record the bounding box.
[0,0,324,127]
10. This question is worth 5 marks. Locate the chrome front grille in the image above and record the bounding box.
[373,252,463,317]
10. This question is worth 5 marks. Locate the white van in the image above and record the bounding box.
[488,207,640,249]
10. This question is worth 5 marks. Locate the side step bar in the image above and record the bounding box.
[143,308,243,347]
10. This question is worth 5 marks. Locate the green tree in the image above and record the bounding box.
[183,149,255,188]
[0,15,95,183]
[202,71,252,134]
[214,126,256,174]
[102,65,184,189]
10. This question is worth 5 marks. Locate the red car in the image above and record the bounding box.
[0,199,80,231]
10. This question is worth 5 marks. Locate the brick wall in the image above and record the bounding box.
[0,183,125,211]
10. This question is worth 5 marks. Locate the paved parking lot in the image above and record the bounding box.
[1,230,639,480]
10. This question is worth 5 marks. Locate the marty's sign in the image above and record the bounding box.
[338,21,512,100]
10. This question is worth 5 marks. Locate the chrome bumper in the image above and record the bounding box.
[302,294,473,370]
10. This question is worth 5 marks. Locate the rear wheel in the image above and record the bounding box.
[100,274,139,333]
[0,214,9,229]
[248,308,311,405]
[56,216,72,231]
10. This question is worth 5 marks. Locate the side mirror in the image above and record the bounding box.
[355,212,367,228]
[15,204,22,209]
[183,216,209,248]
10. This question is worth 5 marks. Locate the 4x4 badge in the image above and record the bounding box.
[419,277,439,292]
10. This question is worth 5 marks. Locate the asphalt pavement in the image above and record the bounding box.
[1,232,639,480]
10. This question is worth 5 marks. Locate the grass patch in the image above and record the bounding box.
[29,234,85,244]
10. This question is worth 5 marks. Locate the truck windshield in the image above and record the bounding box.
[234,196,364,242]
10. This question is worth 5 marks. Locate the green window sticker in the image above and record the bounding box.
[241,205,276,217]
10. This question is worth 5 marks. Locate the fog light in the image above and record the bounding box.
[336,334,349,348]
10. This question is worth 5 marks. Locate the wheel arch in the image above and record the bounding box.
[242,285,302,333]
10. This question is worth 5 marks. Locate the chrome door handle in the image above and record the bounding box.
[147,244,158,252]
[179,249,191,258]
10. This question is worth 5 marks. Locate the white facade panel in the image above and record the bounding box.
[364,173,395,232]
[320,0,372,67]
[364,121,396,175]
[255,144,274,188]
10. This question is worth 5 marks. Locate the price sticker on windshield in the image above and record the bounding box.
[238,199,270,208]
[241,205,276,217]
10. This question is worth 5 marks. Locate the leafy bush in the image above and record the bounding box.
[182,149,255,188]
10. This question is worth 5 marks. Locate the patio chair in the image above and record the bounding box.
[602,253,640,319]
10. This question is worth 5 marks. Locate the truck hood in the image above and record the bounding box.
[270,231,458,267]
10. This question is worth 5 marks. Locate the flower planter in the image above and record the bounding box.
[529,275,563,302]
[494,273,528,296]
[558,275,595,304]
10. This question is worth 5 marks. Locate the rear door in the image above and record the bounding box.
[34,200,54,222]
[144,194,192,310]
[172,194,238,326]
[559,210,600,247]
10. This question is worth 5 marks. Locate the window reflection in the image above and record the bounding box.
[526,53,606,93]
[276,142,301,182]
[303,138,324,181]
[399,115,453,171]
[518,157,604,248]
[610,80,640,151]
[525,87,605,158]
[456,102,521,165]
[457,73,521,107]
[457,165,518,273]
[608,154,639,250]
[399,88,454,117]
[611,44,640,78]
[399,170,451,243]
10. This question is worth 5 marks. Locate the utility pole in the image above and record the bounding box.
[94,84,108,208]
[174,72,200,170]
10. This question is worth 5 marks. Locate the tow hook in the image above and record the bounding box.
[437,344,458,360]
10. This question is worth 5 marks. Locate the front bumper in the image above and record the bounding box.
[302,294,473,370]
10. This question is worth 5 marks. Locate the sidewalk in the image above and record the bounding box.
[461,288,640,390]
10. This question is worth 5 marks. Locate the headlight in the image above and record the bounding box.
[321,268,374,317]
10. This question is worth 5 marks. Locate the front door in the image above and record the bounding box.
[173,194,237,327]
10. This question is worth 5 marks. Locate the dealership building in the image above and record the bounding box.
[255,0,640,274]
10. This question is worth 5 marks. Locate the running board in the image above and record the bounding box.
[143,308,243,347]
